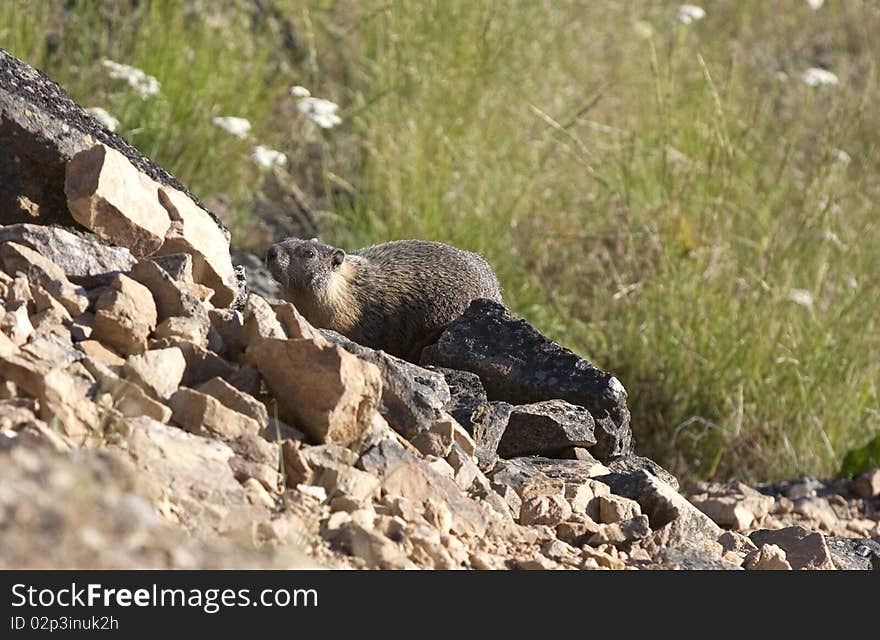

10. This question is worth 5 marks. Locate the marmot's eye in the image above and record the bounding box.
[303,249,316,260]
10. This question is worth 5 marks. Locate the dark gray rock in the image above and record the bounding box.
[489,456,607,497]
[420,299,632,459]
[472,401,512,471]
[0,223,135,277]
[825,537,880,571]
[498,400,596,458]
[232,249,281,300]
[600,470,722,540]
[358,435,420,477]
[654,547,743,571]
[603,454,679,491]
[427,366,487,429]
[0,48,224,233]
[320,329,450,439]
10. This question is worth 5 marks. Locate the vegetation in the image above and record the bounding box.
[2,0,878,482]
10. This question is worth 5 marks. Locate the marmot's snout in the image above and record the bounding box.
[265,244,289,287]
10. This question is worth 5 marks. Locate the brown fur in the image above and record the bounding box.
[266,238,502,360]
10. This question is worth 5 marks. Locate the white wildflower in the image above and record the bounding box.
[101,59,160,99]
[297,97,342,129]
[806,0,824,9]
[822,230,845,249]
[833,149,851,164]
[802,67,839,87]
[85,107,120,132]
[845,277,858,290]
[677,5,706,24]
[251,145,287,170]
[788,289,814,308]
[290,85,311,98]
[212,116,252,139]
[633,20,654,39]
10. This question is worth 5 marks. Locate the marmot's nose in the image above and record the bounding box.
[266,246,279,265]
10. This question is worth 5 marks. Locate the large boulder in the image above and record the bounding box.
[421,299,632,459]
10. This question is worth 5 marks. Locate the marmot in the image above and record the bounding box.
[266,237,502,360]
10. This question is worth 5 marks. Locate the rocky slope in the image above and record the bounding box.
[1,48,878,570]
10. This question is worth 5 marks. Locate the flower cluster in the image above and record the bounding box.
[101,59,160,99]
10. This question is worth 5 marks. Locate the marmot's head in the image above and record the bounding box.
[267,237,346,298]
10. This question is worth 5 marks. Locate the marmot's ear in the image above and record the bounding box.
[331,248,346,268]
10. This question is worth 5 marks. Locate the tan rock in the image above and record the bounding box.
[196,377,268,429]
[314,464,381,504]
[588,515,652,546]
[30,281,73,322]
[718,530,758,555]
[93,274,158,355]
[154,315,209,347]
[0,242,87,315]
[77,340,125,367]
[168,387,260,440]
[520,494,573,526]
[749,526,836,570]
[70,313,95,342]
[556,518,601,545]
[269,300,322,341]
[247,338,382,445]
[1,301,33,345]
[156,186,236,306]
[409,416,456,457]
[65,144,171,257]
[241,295,287,346]
[690,493,774,531]
[129,259,207,322]
[581,545,626,570]
[228,457,281,493]
[0,351,100,437]
[744,544,792,570]
[82,357,171,423]
[852,469,880,499]
[598,494,642,524]
[122,347,185,401]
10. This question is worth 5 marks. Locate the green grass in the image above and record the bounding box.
[2,0,878,482]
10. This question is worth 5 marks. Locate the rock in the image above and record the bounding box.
[77,340,125,367]
[154,316,209,347]
[743,544,792,570]
[1,301,33,345]
[654,547,743,571]
[428,366,490,429]
[129,259,207,322]
[123,347,185,400]
[314,465,381,504]
[792,496,840,531]
[581,545,626,570]
[498,400,596,458]
[155,185,237,307]
[0,241,88,315]
[588,514,651,546]
[0,49,220,231]
[471,401,512,470]
[322,329,451,440]
[490,456,611,501]
[825,537,880,571]
[150,253,194,283]
[81,357,170,423]
[65,144,171,257]
[689,485,774,530]
[247,338,382,445]
[520,494,573,526]
[241,295,287,345]
[0,224,135,277]
[168,387,260,440]
[565,480,608,516]
[269,300,322,341]
[196,377,268,429]
[420,299,632,459]
[555,518,601,546]
[640,516,725,561]
[597,494,642,524]
[749,526,836,570]
[121,417,271,540]
[329,520,415,569]
[381,462,489,537]
[228,457,281,493]
[603,454,680,491]
[1,351,103,438]
[718,531,758,555]
[358,428,423,477]
[851,469,880,499]
[600,470,723,542]
[93,274,157,355]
